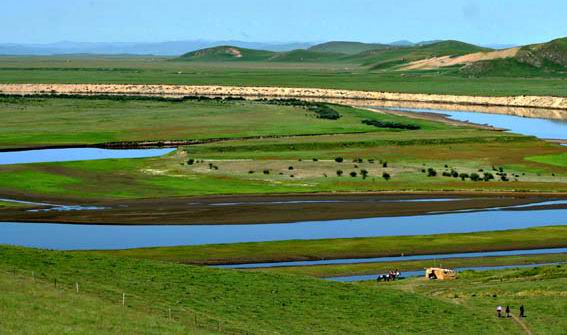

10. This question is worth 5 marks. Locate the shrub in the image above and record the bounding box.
[312,158,318,162]
[470,173,481,181]
[459,173,469,181]
[483,172,495,181]
[361,169,369,179]
[336,170,343,177]
[350,171,358,177]
[263,169,270,175]
[427,168,437,177]
[451,170,459,178]
[382,172,391,180]
[248,170,255,174]
[382,162,388,168]
[442,171,452,177]
[288,166,294,170]
[187,159,195,165]
[361,119,420,130]
[335,157,344,163]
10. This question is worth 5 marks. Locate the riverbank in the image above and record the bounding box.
[2,83,567,111]
[1,193,562,225]
[91,226,567,265]
[253,253,567,278]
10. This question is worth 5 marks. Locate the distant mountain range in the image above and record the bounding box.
[0,40,517,56]
[0,41,314,56]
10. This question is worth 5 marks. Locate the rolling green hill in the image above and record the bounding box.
[308,41,389,55]
[0,245,507,334]
[348,40,490,69]
[178,45,276,61]
[461,37,567,77]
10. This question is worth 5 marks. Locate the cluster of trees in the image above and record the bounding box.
[261,99,341,120]
[361,119,420,130]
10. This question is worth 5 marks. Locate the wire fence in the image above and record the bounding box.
[1,267,272,335]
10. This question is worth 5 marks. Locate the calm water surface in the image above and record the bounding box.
[383,107,567,140]
[0,202,565,250]
[0,148,175,165]
[218,248,567,269]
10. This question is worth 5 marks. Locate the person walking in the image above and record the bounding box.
[519,305,525,318]
[505,305,511,318]
[496,305,502,318]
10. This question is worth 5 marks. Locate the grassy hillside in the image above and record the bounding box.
[462,37,567,77]
[383,265,567,335]
[346,40,489,69]
[0,269,199,334]
[308,41,388,55]
[0,245,505,334]
[178,45,276,62]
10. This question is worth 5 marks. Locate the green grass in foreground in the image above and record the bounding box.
[96,226,567,265]
[377,265,567,335]
[255,253,567,278]
[1,56,567,96]
[0,270,198,335]
[0,245,503,334]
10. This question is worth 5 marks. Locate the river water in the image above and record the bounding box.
[0,201,565,250]
[382,107,567,140]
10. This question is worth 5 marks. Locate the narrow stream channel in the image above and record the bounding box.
[326,262,566,282]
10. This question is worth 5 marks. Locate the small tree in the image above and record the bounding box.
[451,170,459,178]
[350,171,358,177]
[263,169,270,175]
[382,161,388,168]
[382,172,391,181]
[427,168,437,177]
[187,159,195,165]
[470,172,481,181]
[336,170,343,177]
[288,166,294,170]
[361,169,369,179]
[335,157,344,163]
[459,173,469,181]
[483,172,494,182]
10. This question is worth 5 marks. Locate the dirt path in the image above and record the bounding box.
[511,315,533,335]
[2,83,567,111]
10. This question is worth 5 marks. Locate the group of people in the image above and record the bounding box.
[496,304,525,318]
[376,269,401,282]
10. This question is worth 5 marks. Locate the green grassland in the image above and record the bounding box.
[97,226,567,265]
[374,265,567,335]
[0,97,565,200]
[0,245,507,334]
[0,96,396,149]
[2,55,567,97]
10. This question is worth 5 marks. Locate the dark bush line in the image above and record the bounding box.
[260,98,342,120]
[0,93,245,103]
[361,119,421,130]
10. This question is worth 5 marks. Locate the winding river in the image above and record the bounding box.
[0,107,566,251]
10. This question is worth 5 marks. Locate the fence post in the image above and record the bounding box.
[32,271,35,281]
[54,278,57,288]
[168,308,172,320]
[76,282,79,294]
[122,292,126,307]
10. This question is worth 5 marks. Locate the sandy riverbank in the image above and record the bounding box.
[2,84,567,113]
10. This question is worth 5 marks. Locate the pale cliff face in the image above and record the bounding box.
[1,84,567,119]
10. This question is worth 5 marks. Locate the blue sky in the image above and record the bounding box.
[2,0,566,45]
